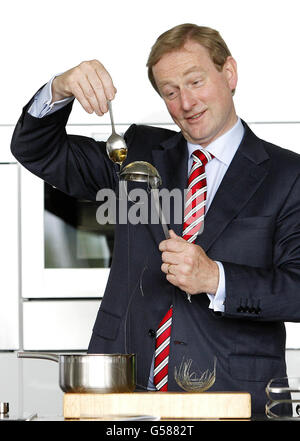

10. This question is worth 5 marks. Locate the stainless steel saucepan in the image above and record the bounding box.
[17,352,136,393]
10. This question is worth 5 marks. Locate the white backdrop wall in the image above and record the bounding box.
[1,0,300,126]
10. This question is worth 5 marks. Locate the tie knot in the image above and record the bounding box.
[192,149,214,167]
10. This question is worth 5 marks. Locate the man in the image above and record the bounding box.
[11,24,300,416]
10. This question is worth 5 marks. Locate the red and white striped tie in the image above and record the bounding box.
[183,149,214,242]
[153,306,173,391]
[153,149,214,391]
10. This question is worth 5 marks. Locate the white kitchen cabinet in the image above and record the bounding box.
[0,126,16,162]
[285,323,300,350]
[22,300,100,350]
[0,163,19,349]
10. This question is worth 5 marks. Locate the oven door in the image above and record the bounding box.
[20,166,112,299]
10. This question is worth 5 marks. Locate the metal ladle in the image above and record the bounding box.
[119,161,170,239]
[120,161,193,301]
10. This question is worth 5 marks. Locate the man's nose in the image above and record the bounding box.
[180,88,197,111]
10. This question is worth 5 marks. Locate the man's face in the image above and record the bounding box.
[152,40,238,146]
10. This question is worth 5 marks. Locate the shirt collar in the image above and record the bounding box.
[187,117,245,166]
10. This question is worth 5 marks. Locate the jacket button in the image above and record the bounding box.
[148,329,156,338]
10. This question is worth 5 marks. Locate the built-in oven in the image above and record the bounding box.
[21,160,112,299]
[45,183,114,270]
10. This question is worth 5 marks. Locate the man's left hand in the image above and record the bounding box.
[159,229,219,296]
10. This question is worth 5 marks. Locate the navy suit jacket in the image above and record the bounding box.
[11,98,300,416]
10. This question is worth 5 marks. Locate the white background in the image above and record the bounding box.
[1,0,299,125]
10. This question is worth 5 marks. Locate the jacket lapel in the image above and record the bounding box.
[151,132,188,243]
[196,123,270,252]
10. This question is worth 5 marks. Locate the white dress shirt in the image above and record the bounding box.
[28,76,74,118]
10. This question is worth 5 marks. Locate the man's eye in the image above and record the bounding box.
[167,91,177,100]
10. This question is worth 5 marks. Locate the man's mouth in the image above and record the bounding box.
[186,110,206,121]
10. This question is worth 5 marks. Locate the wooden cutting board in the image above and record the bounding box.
[63,391,251,419]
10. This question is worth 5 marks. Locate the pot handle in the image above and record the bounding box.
[17,351,59,363]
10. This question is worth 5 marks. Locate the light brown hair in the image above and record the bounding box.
[147,23,233,94]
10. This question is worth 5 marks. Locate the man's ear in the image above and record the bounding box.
[223,56,238,94]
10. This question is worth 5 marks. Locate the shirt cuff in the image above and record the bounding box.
[28,75,74,118]
[207,261,225,312]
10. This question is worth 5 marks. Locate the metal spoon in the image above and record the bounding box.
[106,101,128,166]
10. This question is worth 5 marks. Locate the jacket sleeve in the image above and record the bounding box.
[10,94,135,201]
[222,172,300,322]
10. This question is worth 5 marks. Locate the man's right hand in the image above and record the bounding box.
[51,60,117,116]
